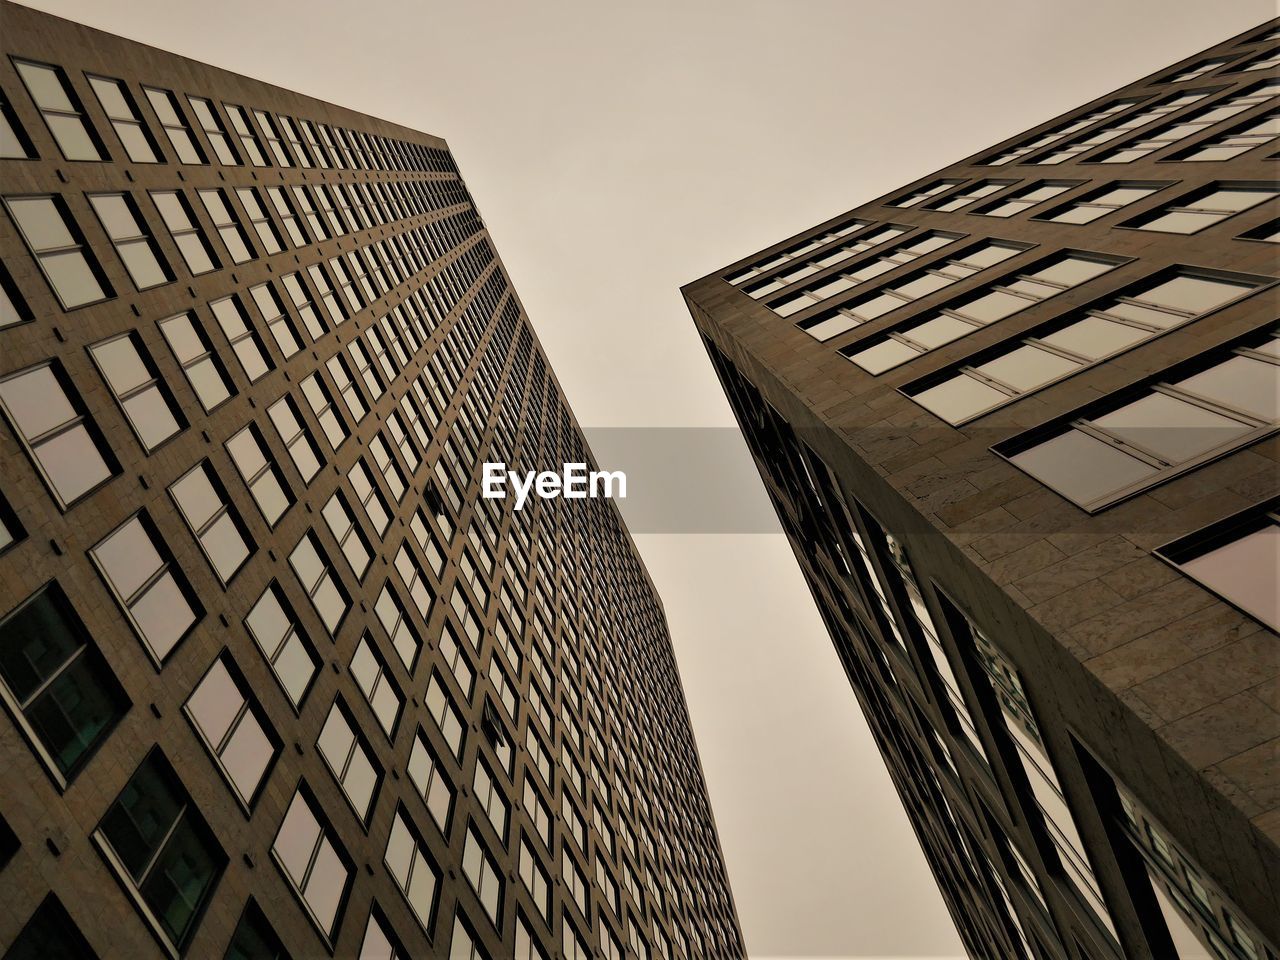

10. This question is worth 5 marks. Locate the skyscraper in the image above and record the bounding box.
[0,4,743,958]
[686,19,1278,960]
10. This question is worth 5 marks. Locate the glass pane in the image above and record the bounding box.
[289,539,323,588]
[1041,317,1149,359]
[343,745,378,819]
[913,375,1009,423]
[1093,393,1249,462]
[91,338,149,393]
[131,574,195,659]
[100,757,182,879]
[304,844,348,930]
[17,63,74,110]
[1181,525,1280,630]
[0,590,81,700]
[186,359,230,410]
[275,635,316,705]
[1012,430,1157,507]
[95,518,162,598]
[251,472,289,524]
[171,467,221,527]
[1141,276,1248,314]
[955,290,1026,323]
[246,591,288,654]
[1139,211,1211,233]
[220,714,273,802]
[38,425,112,501]
[142,825,220,946]
[117,240,168,289]
[187,660,243,746]
[28,651,122,775]
[385,815,414,886]
[89,195,137,239]
[204,512,249,578]
[46,115,100,161]
[41,250,106,307]
[122,387,180,449]
[0,366,76,436]
[1034,257,1113,286]
[313,576,346,632]
[907,315,973,348]
[1175,355,1279,421]
[273,792,320,883]
[977,345,1080,391]
[803,313,858,341]
[406,853,436,922]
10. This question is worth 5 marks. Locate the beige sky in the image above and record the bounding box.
[20,0,1277,955]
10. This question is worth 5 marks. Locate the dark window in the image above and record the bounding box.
[0,583,129,781]
[97,750,226,951]
[5,895,99,960]
[223,899,290,960]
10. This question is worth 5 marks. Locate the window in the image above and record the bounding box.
[169,461,252,582]
[301,372,347,449]
[249,282,303,358]
[1239,218,1279,243]
[317,698,382,822]
[88,334,183,451]
[224,900,289,960]
[0,583,128,781]
[1157,499,1279,630]
[6,896,99,960]
[351,634,403,737]
[999,332,1279,511]
[473,759,509,840]
[87,76,157,162]
[198,189,254,263]
[185,654,277,806]
[408,730,453,831]
[267,394,321,483]
[1165,56,1229,83]
[906,271,1263,424]
[97,751,226,951]
[562,855,588,917]
[1038,183,1163,224]
[322,491,372,580]
[3,195,111,308]
[14,60,103,160]
[770,231,961,320]
[983,96,1143,165]
[976,181,1078,218]
[384,807,440,931]
[236,187,283,255]
[844,253,1121,373]
[924,180,1014,211]
[272,786,352,940]
[245,583,319,708]
[349,460,392,536]
[186,96,238,165]
[212,295,272,381]
[223,104,268,166]
[522,778,552,848]
[449,916,486,960]
[426,672,465,758]
[326,354,367,422]
[265,186,307,246]
[142,87,203,163]
[462,829,502,924]
[519,842,550,922]
[1097,81,1280,162]
[226,424,292,525]
[90,513,199,661]
[1035,90,1214,164]
[279,272,327,339]
[799,240,1028,342]
[150,190,217,274]
[158,311,233,411]
[289,532,349,635]
[358,909,406,960]
[1125,183,1279,234]
[375,582,421,671]
[86,193,171,290]
[888,179,963,208]
[1175,109,1280,162]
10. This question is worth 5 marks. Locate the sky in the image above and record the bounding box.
[19,0,1277,956]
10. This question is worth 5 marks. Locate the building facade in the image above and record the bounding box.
[686,20,1279,960]
[0,4,743,959]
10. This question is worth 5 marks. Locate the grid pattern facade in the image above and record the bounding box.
[0,5,743,960]
[686,19,1279,960]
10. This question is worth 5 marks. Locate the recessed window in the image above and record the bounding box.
[358,908,408,960]
[472,759,509,841]
[248,281,303,358]
[317,697,382,823]
[3,195,112,308]
[349,460,392,536]
[1238,218,1279,243]
[1097,82,1280,163]
[407,730,453,832]
[906,271,1263,423]
[426,672,465,758]
[267,394,322,483]
[97,751,226,952]
[86,76,158,163]
[6,895,100,960]
[150,190,217,274]
[1158,500,1279,630]
[1165,56,1229,83]
[846,253,1120,373]
[888,179,963,208]
[326,354,367,423]
[169,460,252,582]
[90,512,200,662]
[141,87,204,164]
[224,900,288,960]
[186,96,238,165]
[322,490,372,580]
[252,109,292,166]
[924,180,1014,211]
[983,96,1143,165]
[226,424,292,525]
[264,186,307,246]
[1125,183,1279,234]
[1036,90,1214,165]
[385,807,441,932]
[223,104,268,166]
[975,181,1078,218]
[87,193,172,290]
[0,583,129,781]
[1037,183,1163,224]
[375,582,421,671]
[185,653,278,806]
[14,60,103,161]
[289,532,349,635]
[157,311,234,411]
[350,634,402,738]
[300,372,348,449]
[197,189,254,263]
[245,582,319,708]
[999,332,1279,511]
[89,333,184,451]
[462,828,502,925]
[235,187,284,255]
[279,272,328,339]
[272,786,352,941]
[0,361,116,506]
